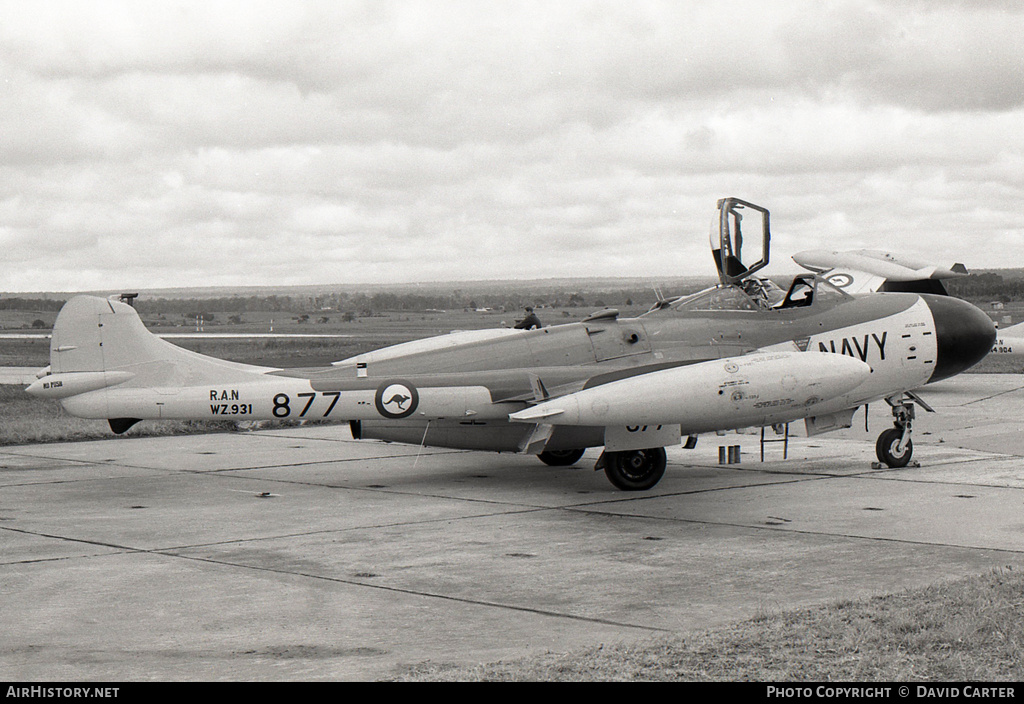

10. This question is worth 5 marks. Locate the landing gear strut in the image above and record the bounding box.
[875,394,919,468]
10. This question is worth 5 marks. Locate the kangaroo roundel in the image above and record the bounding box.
[375,381,419,419]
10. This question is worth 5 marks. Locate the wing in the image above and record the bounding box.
[793,249,968,295]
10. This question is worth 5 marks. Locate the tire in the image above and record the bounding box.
[876,427,913,468]
[538,448,586,466]
[603,447,667,491]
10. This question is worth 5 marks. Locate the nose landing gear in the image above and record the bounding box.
[874,393,931,468]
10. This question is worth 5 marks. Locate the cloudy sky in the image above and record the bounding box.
[1,0,1022,292]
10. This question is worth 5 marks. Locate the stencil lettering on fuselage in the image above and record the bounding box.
[817,332,887,362]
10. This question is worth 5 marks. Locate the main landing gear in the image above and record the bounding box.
[537,446,667,491]
[874,393,930,468]
[537,448,586,466]
[597,447,667,491]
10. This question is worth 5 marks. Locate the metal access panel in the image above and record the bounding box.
[604,424,681,452]
[585,321,652,362]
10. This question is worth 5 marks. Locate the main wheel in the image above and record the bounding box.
[603,447,667,491]
[876,427,913,468]
[538,448,586,466]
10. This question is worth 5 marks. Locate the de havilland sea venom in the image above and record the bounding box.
[26,199,996,491]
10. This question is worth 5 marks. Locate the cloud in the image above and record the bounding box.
[0,0,1023,291]
[777,2,1024,112]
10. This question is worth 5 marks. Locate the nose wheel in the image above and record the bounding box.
[874,394,924,468]
[876,427,913,468]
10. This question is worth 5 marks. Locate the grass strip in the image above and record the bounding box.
[397,567,1024,681]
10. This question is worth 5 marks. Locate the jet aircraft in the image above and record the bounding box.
[25,198,996,491]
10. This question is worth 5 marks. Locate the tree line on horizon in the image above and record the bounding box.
[0,286,676,317]
[2,271,1020,316]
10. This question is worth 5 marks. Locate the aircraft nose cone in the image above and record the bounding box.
[924,294,996,383]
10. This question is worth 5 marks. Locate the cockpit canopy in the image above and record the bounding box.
[644,196,850,317]
[711,198,770,285]
[647,276,849,315]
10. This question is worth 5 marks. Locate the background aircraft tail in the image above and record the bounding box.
[996,321,1024,335]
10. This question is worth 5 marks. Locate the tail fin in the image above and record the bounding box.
[31,296,274,396]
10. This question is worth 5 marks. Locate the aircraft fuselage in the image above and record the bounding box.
[46,289,991,443]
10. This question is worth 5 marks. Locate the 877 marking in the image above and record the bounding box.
[272,391,341,418]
